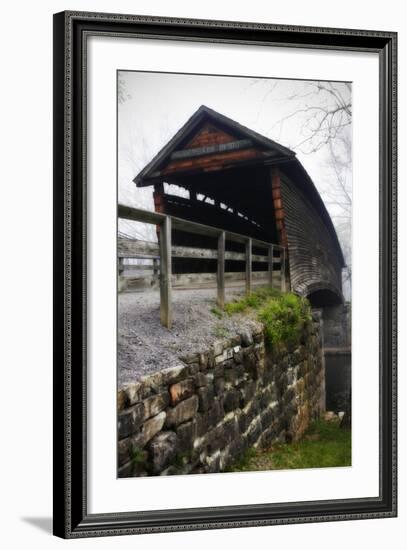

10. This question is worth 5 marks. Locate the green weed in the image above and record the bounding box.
[229,419,351,472]
[224,286,311,348]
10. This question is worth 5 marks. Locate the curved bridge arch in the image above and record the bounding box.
[303,282,344,308]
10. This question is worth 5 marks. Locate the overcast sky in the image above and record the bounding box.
[117,71,352,281]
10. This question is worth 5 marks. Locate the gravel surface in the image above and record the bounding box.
[118,286,262,387]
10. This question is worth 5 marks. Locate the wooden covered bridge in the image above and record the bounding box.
[118,105,345,328]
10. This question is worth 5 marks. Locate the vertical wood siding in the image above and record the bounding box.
[279,173,343,301]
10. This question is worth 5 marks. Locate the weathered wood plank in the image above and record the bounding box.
[162,147,262,175]
[245,238,252,295]
[118,204,165,225]
[170,139,253,160]
[217,232,225,309]
[125,271,281,288]
[268,244,274,287]
[118,257,124,275]
[118,239,159,259]
[281,247,287,293]
[122,264,158,272]
[160,216,172,328]
[123,270,279,283]
[118,238,270,262]
[153,258,159,279]
[118,204,282,250]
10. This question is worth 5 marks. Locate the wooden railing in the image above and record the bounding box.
[118,204,288,328]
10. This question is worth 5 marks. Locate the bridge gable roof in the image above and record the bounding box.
[133,105,295,185]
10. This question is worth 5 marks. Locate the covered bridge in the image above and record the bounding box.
[132,105,345,308]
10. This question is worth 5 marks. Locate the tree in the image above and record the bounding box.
[270,81,352,155]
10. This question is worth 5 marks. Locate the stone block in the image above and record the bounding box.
[196,412,209,437]
[187,363,200,376]
[213,364,224,379]
[143,392,170,419]
[276,372,288,395]
[207,351,216,369]
[223,389,241,413]
[239,380,257,407]
[117,432,146,466]
[206,425,227,454]
[260,386,275,410]
[225,364,245,388]
[262,363,274,385]
[207,398,224,427]
[219,449,233,471]
[176,420,197,454]
[118,402,145,439]
[238,411,249,434]
[254,343,265,359]
[223,416,239,444]
[208,398,225,426]
[239,329,253,347]
[228,435,248,461]
[117,437,131,467]
[205,451,221,473]
[165,396,199,427]
[233,350,243,364]
[246,417,262,446]
[213,340,224,357]
[117,389,128,411]
[285,386,296,404]
[260,407,274,429]
[140,365,187,393]
[123,381,146,406]
[148,431,177,474]
[215,351,227,365]
[199,353,208,369]
[224,367,239,388]
[198,385,215,412]
[169,379,194,406]
[243,351,258,378]
[244,395,260,421]
[142,411,166,444]
[214,376,225,396]
[194,372,208,388]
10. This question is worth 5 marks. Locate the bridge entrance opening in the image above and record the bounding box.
[306,288,343,308]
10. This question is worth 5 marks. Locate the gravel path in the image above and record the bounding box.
[118,286,262,387]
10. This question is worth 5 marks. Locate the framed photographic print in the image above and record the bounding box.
[53,11,397,538]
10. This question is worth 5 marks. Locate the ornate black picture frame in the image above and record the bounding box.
[53,11,397,538]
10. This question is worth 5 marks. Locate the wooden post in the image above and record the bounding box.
[217,231,225,309]
[118,257,124,276]
[268,244,274,288]
[281,247,287,292]
[153,258,159,285]
[159,216,172,328]
[245,238,252,295]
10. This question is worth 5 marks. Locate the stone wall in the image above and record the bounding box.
[319,303,351,349]
[117,316,325,477]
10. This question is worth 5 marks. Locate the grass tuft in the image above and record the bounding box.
[229,419,351,472]
[224,286,311,347]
